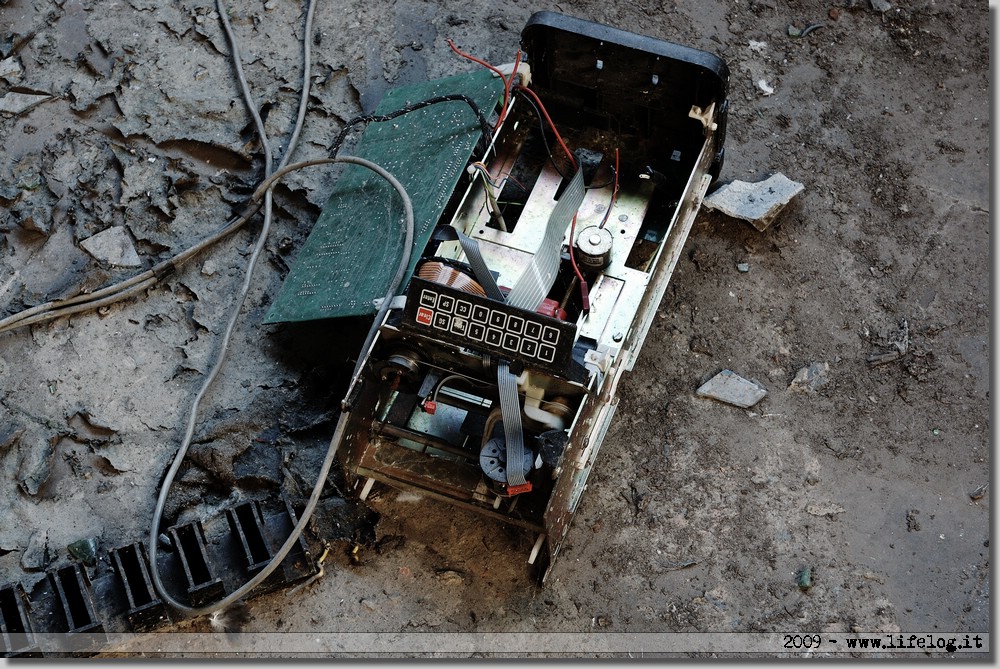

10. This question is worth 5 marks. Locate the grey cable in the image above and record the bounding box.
[148,154,414,617]
[148,0,318,616]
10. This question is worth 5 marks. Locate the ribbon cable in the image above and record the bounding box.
[435,170,584,487]
[497,169,585,487]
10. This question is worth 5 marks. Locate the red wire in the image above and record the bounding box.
[447,43,590,311]
[447,40,520,131]
[512,85,589,310]
[497,50,522,129]
[513,84,577,171]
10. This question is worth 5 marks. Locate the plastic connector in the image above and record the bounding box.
[506,481,533,496]
[422,400,437,415]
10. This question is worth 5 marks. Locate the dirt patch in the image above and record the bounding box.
[0,0,988,658]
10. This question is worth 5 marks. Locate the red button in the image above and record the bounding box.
[416,307,433,326]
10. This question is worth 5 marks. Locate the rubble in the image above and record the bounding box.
[79,226,143,268]
[788,362,830,393]
[0,90,51,115]
[703,173,805,231]
[696,369,767,408]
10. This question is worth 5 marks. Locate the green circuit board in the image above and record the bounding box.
[265,69,503,324]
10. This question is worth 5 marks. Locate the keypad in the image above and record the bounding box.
[408,282,569,370]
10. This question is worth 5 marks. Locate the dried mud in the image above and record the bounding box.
[0,0,989,658]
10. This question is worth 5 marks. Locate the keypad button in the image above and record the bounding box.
[507,315,524,334]
[524,321,542,340]
[455,300,472,318]
[451,317,468,336]
[489,310,507,328]
[520,339,538,357]
[468,323,485,341]
[502,333,520,352]
[437,295,455,313]
[419,290,438,308]
[433,313,451,330]
[485,328,503,346]
[538,344,556,363]
[472,304,489,323]
[542,326,560,345]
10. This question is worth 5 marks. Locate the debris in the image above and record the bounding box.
[870,0,891,12]
[866,350,902,367]
[970,484,987,501]
[906,509,921,532]
[785,23,823,37]
[696,369,767,409]
[207,600,251,635]
[67,537,99,566]
[829,8,841,20]
[286,542,332,597]
[0,91,52,115]
[660,559,701,572]
[806,502,845,517]
[736,262,750,273]
[0,55,22,81]
[436,569,465,585]
[17,438,56,496]
[797,566,812,590]
[867,318,909,367]
[21,530,50,571]
[757,78,775,96]
[360,598,378,612]
[310,496,380,546]
[79,226,143,268]
[748,40,768,54]
[788,361,830,393]
[703,173,805,231]
[0,423,25,457]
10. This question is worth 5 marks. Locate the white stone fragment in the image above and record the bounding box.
[696,369,767,409]
[79,226,142,267]
[703,173,805,231]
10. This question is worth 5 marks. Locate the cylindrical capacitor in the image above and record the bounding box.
[574,225,614,272]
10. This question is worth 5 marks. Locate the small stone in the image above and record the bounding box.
[0,56,22,81]
[703,173,805,231]
[360,598,378,612]
[67,537,99,566]
[870,0,891,11]
[788,362,830,393]
[806,502,845,517]
[0,91,51,115]
[21,530,50,571]
[79,226,142,267]
[696,369,767,409]
[736,263,750,273]
[436,569,464,585]
[17,438,55,496]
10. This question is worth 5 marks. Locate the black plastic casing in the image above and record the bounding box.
[521,11,730,179]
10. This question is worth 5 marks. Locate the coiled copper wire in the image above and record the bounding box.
[417,261,486,297]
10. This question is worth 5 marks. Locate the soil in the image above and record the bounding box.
[0,0,989,659]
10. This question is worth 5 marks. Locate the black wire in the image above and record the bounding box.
[330,94,493,157]
[517,92,570,180]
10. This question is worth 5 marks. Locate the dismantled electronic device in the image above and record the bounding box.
[267,11,729,581]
